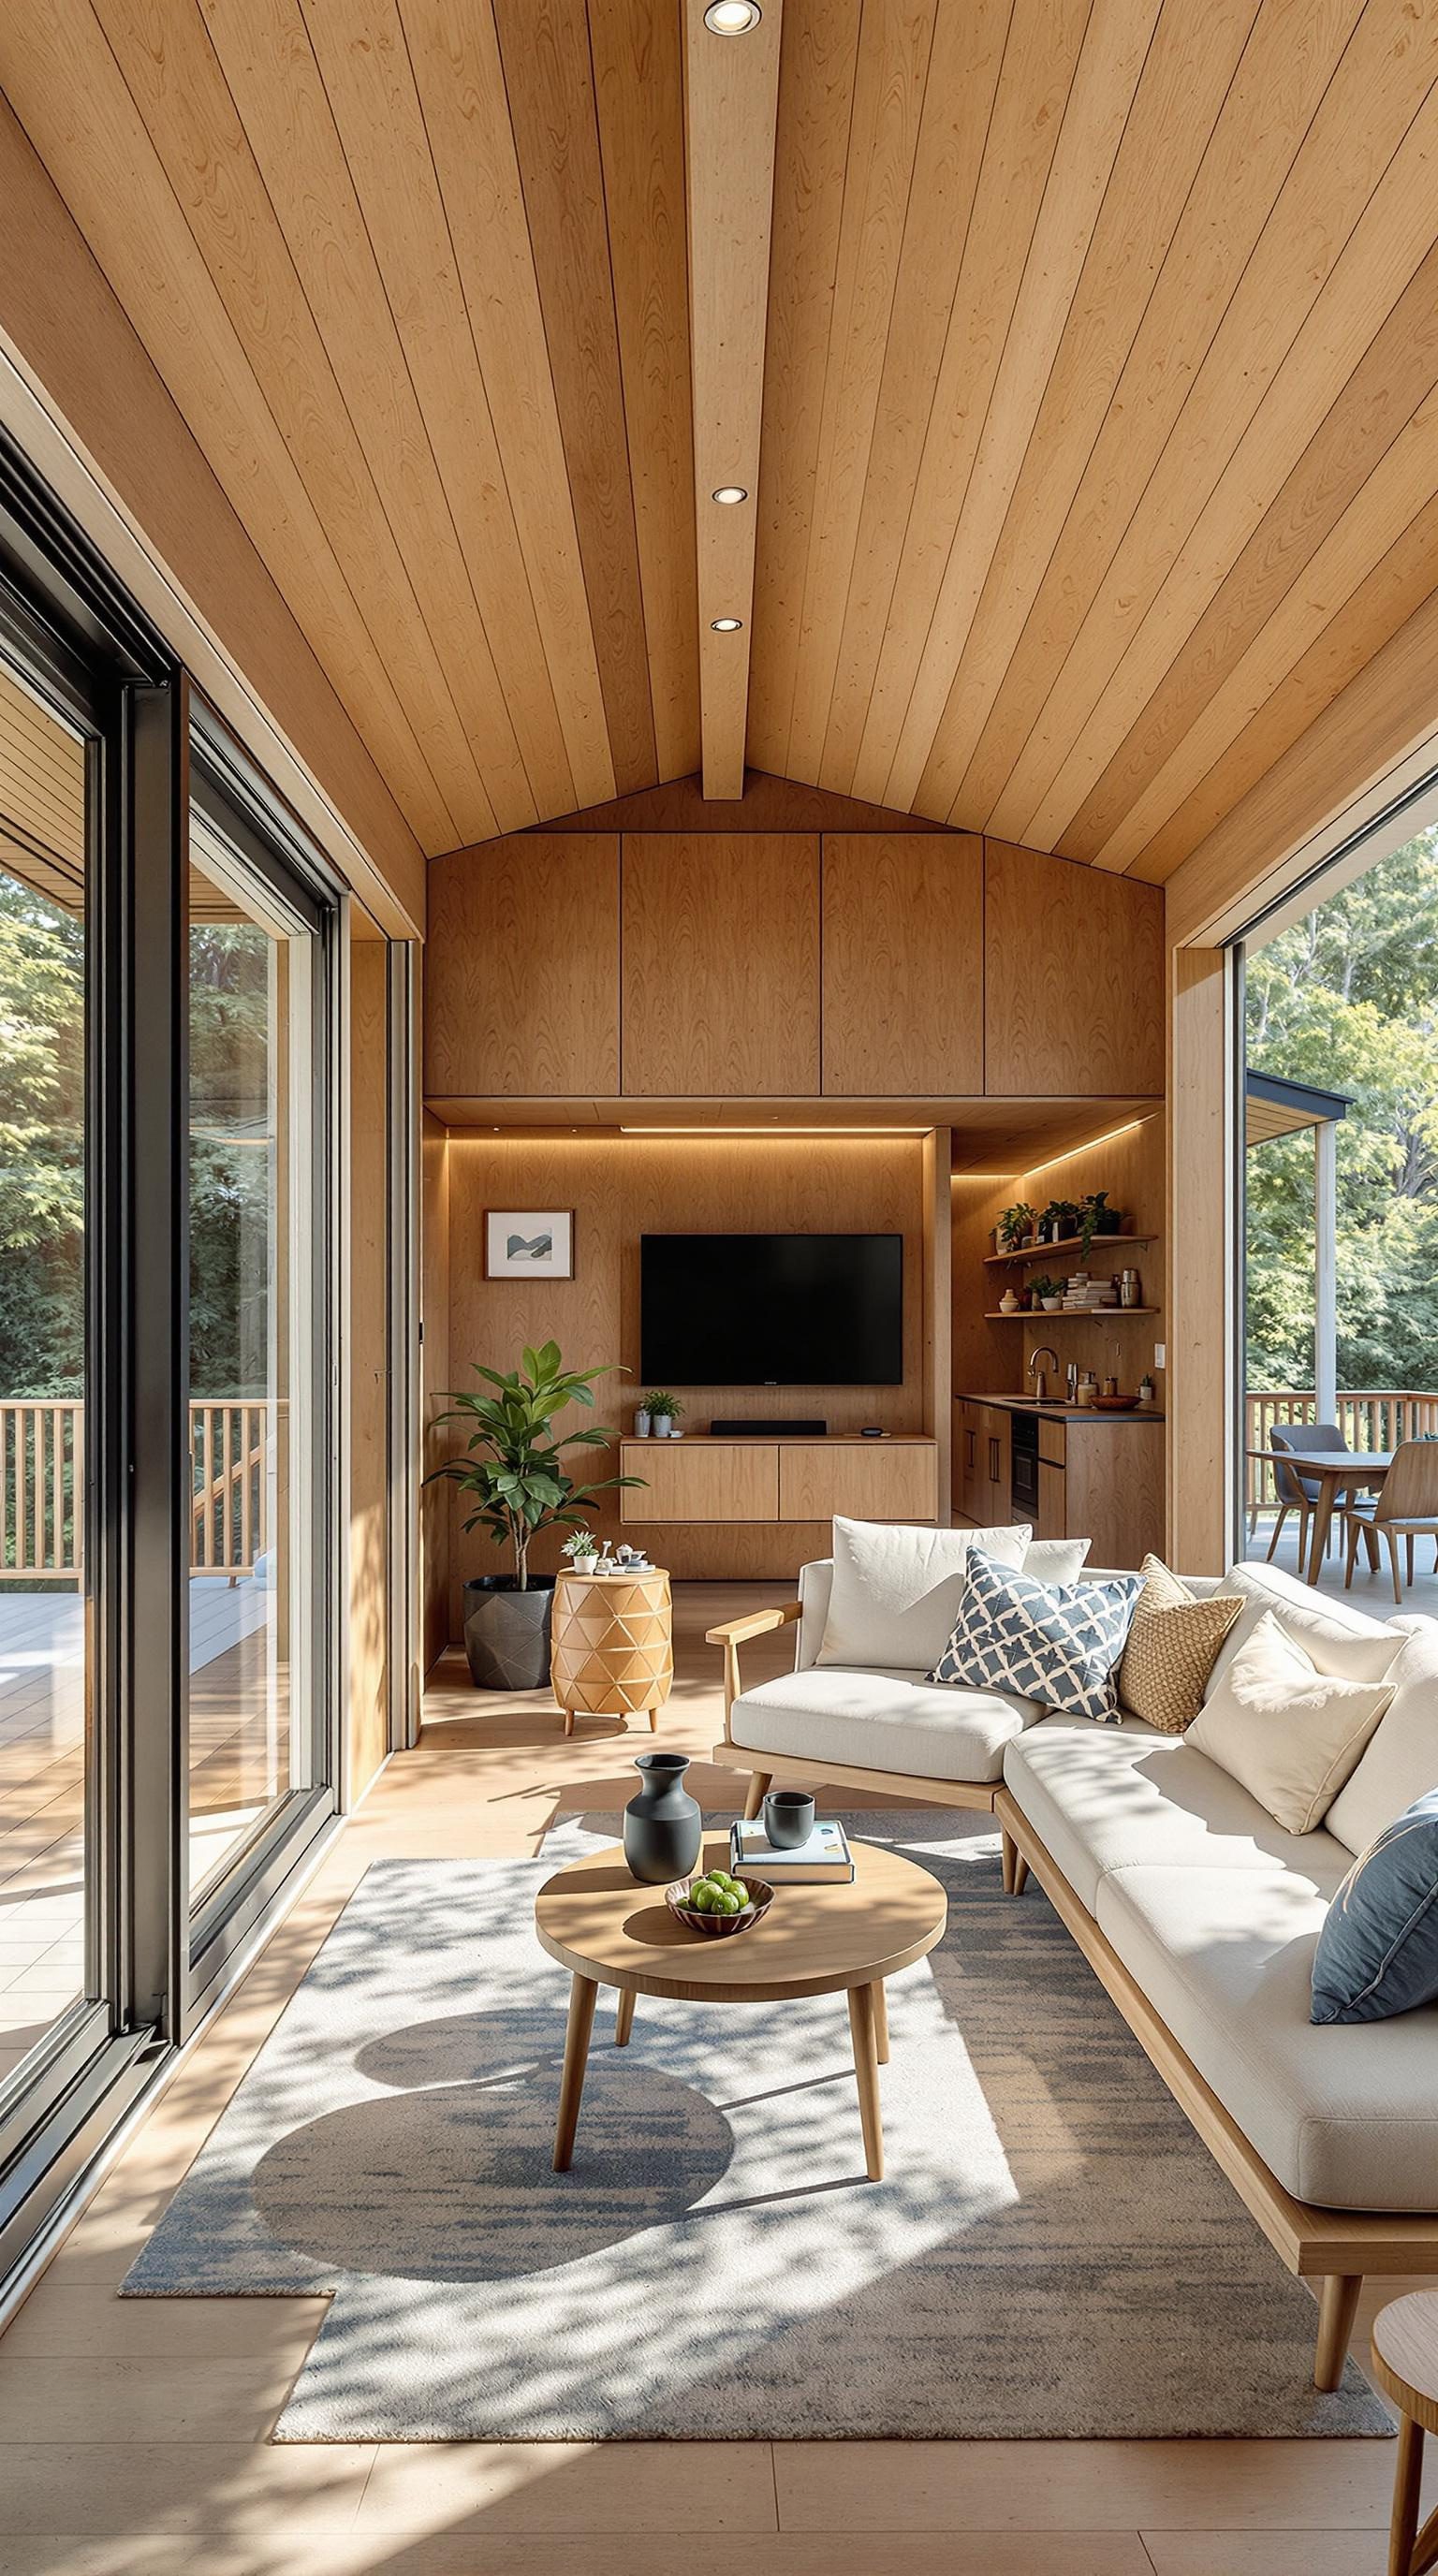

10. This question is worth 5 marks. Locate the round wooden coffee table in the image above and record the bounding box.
[534,1830,946,2182]
[550,1566,673,1737]
[1372,2292,1438,2576]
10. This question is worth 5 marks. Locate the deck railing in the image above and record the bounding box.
[1245,1390,1438,1512]
[1,1398,271,1582]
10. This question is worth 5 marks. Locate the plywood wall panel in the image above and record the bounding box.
[425,836,620,1097]
[821,835,983,1094]
[621,834,819,1096]
[984,842,1163,1095]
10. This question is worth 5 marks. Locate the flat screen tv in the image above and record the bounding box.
[639,1234,902,1386]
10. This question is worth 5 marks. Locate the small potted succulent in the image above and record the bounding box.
[645,1391,684,1439]
[1029,1273,1064,1313]
[997,1202,1035,1252]
[562,1527,599,1572]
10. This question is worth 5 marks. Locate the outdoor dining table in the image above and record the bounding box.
[1255,1447,1393,1586]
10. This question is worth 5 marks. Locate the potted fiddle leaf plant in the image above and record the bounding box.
[429,1342,643,1690]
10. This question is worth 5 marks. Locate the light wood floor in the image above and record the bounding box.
[0,1582,1431,2576]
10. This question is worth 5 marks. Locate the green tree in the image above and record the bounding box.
[0,871,83,1397]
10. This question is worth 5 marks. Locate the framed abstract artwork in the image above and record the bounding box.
[484,1208,575,1280]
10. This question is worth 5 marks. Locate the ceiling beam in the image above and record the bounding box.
[683,0,783,799]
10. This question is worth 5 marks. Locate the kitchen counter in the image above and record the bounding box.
[956,1392,1166,1423]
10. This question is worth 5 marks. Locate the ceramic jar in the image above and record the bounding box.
[623,1750,702,1884]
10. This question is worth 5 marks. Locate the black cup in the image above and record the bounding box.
[763,1788,815,1851]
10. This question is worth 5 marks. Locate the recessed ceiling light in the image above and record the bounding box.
[711,616,743,632]
[712,484,749,505]
[703,0,760,31]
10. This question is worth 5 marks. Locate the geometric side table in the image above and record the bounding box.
[550,1566,674,1737]
[1372,2292,1438,2576]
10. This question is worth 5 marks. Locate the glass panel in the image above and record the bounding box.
[0,655,90,2086]
[187,818,315,1903]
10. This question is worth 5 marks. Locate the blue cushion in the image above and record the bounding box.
[1311,1789,1438,2025]
[927,1547,1141,1724]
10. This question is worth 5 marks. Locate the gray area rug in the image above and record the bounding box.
[123,1815,1393,2440]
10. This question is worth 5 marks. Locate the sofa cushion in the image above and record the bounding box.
[1002,1717,1343,1915]
[1201,1560,1402,1703]
[1022,1537,1091,1585]
[1312,1789,1438,2025]
[1117,1556,1243,1733]
[1187,1611,1395,1835]
[816,1516,1031,1670]
[1095,1860,1438,2210]
[930,1549,1140,1722]
[1326,1618,1438,1854]
[729,1664,1041,1786]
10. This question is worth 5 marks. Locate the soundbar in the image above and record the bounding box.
[709,1417,829,1438]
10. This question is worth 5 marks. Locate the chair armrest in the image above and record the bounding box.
[705,1603,801,1647]
[707,1601,801,1742]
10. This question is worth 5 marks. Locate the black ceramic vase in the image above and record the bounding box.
[624,1751,702,1885]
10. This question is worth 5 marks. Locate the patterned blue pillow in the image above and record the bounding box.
[1311,1789,1438,2025]
[928,1547,1141,1722]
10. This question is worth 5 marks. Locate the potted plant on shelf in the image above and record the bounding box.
[429,1341,643,1690]
[645,1391,684,1439]
[1078,1190,1123,1258]
[1028,1273,1064,1313]
[997,1202,1035,1252]
[1040,1197,1079,1245]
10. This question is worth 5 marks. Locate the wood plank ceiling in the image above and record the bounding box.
[4,0,1438,886]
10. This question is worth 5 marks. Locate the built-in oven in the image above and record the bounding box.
[1010,1410,1040,1518]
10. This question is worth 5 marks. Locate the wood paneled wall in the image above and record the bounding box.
[420,1108,450,1676]
[441,1133,931,1621]
[426,822,1164,1105]
[951,1111,1167,1440]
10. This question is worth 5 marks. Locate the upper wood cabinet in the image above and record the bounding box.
[621,833,820,1095]
[822,834,983,1093]
[424,836,620,1097]
[984,842,1164,1094]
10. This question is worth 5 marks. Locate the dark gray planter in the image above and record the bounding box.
[462,1575,556,1691]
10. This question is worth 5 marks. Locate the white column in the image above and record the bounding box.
[1314,1118,1338,1423]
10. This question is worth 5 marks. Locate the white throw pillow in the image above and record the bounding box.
[1188,1610,1396,1835]
[1022,1537,1091,1585]
[817,1515,1031,1670]
[1200,1560,1402,1705]
[1326,1618,1438,1854]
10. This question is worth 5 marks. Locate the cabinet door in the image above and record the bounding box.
[1037,1461,1067,1542]
[822,835,983,1093]
[621,1442,778,1523]
[982,1407,1012,1519]
[425,835,620,1096]
[984,841,1163,1095]
[779,1442,936,1522]
[621,835,819,1095]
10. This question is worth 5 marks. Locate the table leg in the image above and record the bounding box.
[1389,2413,1424,2576]
[847,1983,885,2182]
[614,1987,635,2047]
[552,1972,598,2172]
[872,1978,889,2066]
[562,1708,575,1739]
[1307,1470,1337,1587]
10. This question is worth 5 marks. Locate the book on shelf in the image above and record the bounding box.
[729,1816,855,1883]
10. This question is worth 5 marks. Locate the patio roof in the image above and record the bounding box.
[1245,1068,1352,1147]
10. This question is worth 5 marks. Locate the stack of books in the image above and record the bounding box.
[1062,1274,1119,1311]
[728,1816,855,1884]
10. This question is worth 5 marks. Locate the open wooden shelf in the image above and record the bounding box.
[984,1232,1157,1266]
[984,1308,1158,1321]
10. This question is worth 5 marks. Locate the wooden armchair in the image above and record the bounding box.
[704,1601,800,1816]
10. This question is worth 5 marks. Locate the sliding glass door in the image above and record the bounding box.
[186,749,339,1976]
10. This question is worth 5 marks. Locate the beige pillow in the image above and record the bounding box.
[816,1516,1032,1669]
[1118,1556,1243,1734]
[1187,1610,1396,1834]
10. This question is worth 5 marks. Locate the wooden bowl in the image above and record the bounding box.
[666,1872,773,1938]
[1093,1393,1140,1410]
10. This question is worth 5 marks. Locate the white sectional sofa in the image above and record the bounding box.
[709,1550,1438,2387]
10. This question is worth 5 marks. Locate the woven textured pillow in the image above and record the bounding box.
[928,1547,1141,1723]
[1118,1556,1243,1733]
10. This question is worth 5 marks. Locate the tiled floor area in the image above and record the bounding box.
[0,1577,279,2082]
[0,1583,1431,2575]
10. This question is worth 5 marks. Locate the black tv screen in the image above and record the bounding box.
[639,1234,902,1386]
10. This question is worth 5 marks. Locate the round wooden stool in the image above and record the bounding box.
[1372,2293,1438,2576]
[550,1566,673,1736]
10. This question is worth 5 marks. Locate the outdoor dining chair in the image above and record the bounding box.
[1268,1423,1360,1568]
[1342,1440,1438,1603]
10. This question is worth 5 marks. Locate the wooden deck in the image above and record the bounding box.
[0,1578,279,2081]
